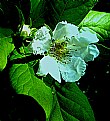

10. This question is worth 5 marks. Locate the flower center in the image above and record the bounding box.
[49,40,69,61]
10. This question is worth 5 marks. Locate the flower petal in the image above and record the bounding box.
[35,26,51,40]
[84,44,100,62]
[68,43,99,62]
[53,21,79,40]
[30,26,51,55]
[76,27,99,46]
[58,57,86,82]
[37,56,61,83]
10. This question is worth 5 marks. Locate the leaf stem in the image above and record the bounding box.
[96,43,110,50]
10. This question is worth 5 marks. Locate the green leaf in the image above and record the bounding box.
[0,28,14,71]
[55,82,95,121]
[10,49,26,61]
[30,0,40,14]
[79,10,110,41]
[48,86,64,121]
[0,37,14,71]
[9,64,53,119]
[45,0,98,29]
[16,6,25,25]
[44,75,95,121]
[30,0,45,28]
[0,27,13,37]
[10,64,95,121]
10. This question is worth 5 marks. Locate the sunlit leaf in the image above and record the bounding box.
[79,10,110,41]
[10,63,96,121]
[0,37,14,71]
[9,64,53,119]
[0,28,14,71]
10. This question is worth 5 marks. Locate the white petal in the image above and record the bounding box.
[35,26,51,40]
[73,57,86,76]
[68,42,99,62]
[31,39,50,55]
[77,27,99,46]
[53,21,79,40]
[37,56,61,83]
[59,57,86,82]
[84,44,100,62]
[30,26,51,55]
[37,57,49,76]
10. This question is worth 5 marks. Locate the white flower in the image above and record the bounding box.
[30,21,99,83]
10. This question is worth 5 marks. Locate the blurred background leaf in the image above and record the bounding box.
[30,0,46,28]
[44,0,98,29]
[7,94,46,121]
[0,0,30,31]
[0,27,13,37]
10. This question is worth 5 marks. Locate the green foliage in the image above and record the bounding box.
[0,28,13,37]
[9,63,96,121]
[49,94,64,121]
[1,0,110,121]
[79,10,110,41]
[0,0,30,30]
[44,0,98,29]
[9,64,53,119]
[55,82,95,121]
[30,0,98,29]
[0,37,14,71]
[0,28,14,71]
[30,0,46,28]
[30,0,41,16]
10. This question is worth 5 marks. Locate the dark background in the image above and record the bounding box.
[0,0,110,121]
